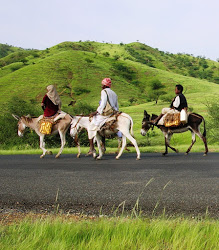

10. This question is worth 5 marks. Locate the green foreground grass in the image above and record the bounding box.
[0,216,218,249]
[0,144,219,155]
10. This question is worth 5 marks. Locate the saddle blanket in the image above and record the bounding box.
[88,111,122,139]
[38,111,67,134]
[164,113,181,127]
[39,118,54,134]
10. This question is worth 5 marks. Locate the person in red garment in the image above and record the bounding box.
[41,85,61,117]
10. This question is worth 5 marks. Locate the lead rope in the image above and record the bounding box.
[72,116,83,134]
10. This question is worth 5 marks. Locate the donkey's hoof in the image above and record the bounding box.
[115,156,120,160]
[77,154,81,158]
[203,153,207,157]
[55,154,60,159]
[96,156,102,160]
[185,152,189,155]
[136,157,141,160]
[40,154,45,159]
[176,149,179,153]
[162,153,167,156]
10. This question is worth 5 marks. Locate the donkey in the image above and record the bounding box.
[12,114,79,158]
[70,114,141,160]
[141,110,208,156]
[69,115,130,158]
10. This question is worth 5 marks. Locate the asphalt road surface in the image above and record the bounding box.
[0,153,218,217]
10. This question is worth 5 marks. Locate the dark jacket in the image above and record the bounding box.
[171,93,188,111]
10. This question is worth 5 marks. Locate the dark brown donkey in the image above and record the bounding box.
[141,110,208,156]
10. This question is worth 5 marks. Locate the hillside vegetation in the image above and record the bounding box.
[0,41,218,150]
[0,43,26,59]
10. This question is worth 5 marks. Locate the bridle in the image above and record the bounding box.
[71,116,83,134]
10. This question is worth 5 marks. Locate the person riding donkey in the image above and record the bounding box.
[38,85,67,134]
[12,85,73,158]
[152,84,188,126]
[88,78,119,153]
[40,85,66,119]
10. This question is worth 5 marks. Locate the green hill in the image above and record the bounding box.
[0,41,218,107]
[0,43,25,59]
[0,41,218,150]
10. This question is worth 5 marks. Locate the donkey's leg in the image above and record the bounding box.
[164,134,178,155]
[163,136,168,156]
[56,131,66,158]
[101,136,106,154]
[122,132,140,160]
[202,136,208,156]
[116,138,122,154]
[116,136,127,160]
[96,134,103,160]
[195,128,208,156]
[185,131,196,155]
[74,134,81,158]
[40,135,47,158]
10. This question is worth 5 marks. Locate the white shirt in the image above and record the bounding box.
[173,96,180,108]
[97,88,119,114]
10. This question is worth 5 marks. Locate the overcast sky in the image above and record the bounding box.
[1,0,218,60]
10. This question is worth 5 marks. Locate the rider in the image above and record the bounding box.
[41,85,66,121]
[153,84,188,125]
[88,78,119,152]
[41,85,61,117]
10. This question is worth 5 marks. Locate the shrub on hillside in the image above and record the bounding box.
[103,52,110,57]
[73,87,91,96]
[131,80,140,86]
[85,58,94,64]
[129,97,137,105]
[207,100,219,143]
[214,77,219,84]
[160,93,174,103]
[148,79,166,104]
[112,62,135,81]
[113,55,120,60]
[10,63,23,72]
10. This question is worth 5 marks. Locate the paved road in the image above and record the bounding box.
[0,153,218,217]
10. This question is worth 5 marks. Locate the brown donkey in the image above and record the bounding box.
[12,114,79,158]
[141,110,208,156]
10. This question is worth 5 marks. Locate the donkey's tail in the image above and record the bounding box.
[130,117,134,137]
[192,113,207,137]
[119,113,134,136]
[202,117,207,137]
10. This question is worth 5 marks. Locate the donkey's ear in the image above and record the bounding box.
[151,114,158,120]
[144,110,148,117]
[12,114,20,120]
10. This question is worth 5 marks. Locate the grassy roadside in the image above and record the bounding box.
[0,144,219,155]
[0,215,218,249]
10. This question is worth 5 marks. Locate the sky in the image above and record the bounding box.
[0,0,218,60]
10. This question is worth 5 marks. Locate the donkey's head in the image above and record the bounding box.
[12,114,28,137]
[141,110,158,136]
[140,110,152,136]
[70,116,81,139]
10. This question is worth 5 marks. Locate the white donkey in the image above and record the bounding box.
[70,114,141,160]
[12,114,78,158]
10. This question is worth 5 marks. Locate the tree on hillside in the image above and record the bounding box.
[148,79,166,104]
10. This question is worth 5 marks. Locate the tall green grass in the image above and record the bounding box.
[0,217,218,249]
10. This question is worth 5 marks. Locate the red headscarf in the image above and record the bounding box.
[101,78,112,88]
